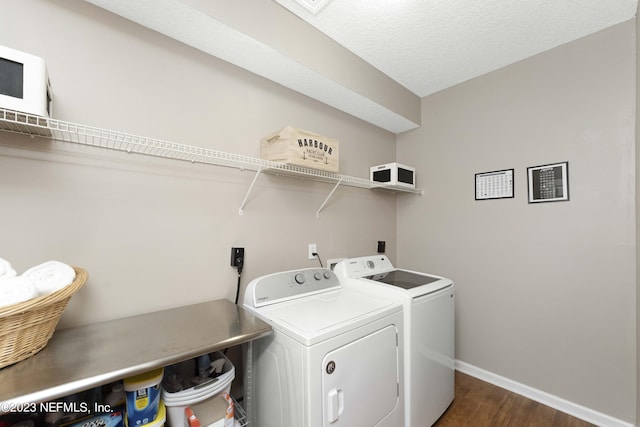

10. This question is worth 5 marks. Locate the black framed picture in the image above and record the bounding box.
[527,161,569,203]
[475,169,514,200]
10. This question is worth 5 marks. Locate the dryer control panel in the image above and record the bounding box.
[245,268,341,308]
[333,255,394,278]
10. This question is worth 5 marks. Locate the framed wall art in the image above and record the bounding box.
[475,169,514,200]
[527,161,569,203]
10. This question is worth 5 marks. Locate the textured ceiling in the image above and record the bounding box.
[275,0,638,97]
[84,0,637,133]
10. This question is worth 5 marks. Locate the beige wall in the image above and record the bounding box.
[3,0,638,424]
[397,21,636,423]
[0,1,399,327]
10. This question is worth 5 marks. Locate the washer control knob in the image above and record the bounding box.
[366,260,375,269]
[314,272,322,280]
[323,271,332,279]
[294,273,305,285]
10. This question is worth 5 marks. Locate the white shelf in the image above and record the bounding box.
[0,108,423,215]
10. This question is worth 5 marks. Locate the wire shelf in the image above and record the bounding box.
[233,396,248,426]
[0,108,423,209]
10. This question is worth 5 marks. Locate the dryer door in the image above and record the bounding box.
[322,325,399,426]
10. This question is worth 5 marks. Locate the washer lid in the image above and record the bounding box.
[363,269,440,289]
[258,288,399,345]
[334,255,453,298]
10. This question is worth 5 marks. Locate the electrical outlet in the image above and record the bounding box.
[231,247,245,272]
[308,243,317,260]
[377,241,386,253]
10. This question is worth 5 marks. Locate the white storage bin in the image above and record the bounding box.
[162,352,235,427]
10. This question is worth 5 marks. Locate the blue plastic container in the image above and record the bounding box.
[124,368,163,426]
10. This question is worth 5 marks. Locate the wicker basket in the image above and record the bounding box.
[0,267,88,369]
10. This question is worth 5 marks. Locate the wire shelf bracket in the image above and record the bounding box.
[316,178,343,218]
[239,168,262,215]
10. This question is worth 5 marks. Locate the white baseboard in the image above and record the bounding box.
[455,360,634,427]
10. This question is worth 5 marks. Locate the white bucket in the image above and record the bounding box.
[162,353,234,427]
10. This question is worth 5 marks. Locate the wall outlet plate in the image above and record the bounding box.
[308,243,317,260]
[231,247,244,267]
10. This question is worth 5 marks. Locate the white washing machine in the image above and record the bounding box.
[243,267,405,427]
[333,255,454,427]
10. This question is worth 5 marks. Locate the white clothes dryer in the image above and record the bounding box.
[243,267,404,427]
[334,255,455,427]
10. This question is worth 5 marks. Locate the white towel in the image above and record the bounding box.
[0,258,17,278]
[0,276,38,308]
[22,260,76,297]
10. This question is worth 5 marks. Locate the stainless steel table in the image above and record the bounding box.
[0,299,272,411]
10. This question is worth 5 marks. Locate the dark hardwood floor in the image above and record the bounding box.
[432,371,596,427]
